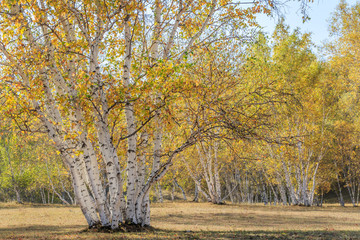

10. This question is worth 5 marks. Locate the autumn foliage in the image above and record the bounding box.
[0,0,359,231]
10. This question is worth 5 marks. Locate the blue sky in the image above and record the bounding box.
[256,0,359,47]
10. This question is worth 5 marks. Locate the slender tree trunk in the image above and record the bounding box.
[69,157,100,227]
[41,188,46,204]
[336,175,345,207]
[225,178,234,203]
[262,183,268,206]
[357,183,360,206]
[213,141,222,203]
[14,188,21,204]
[157,183,163,203]
[193,183,199,202]
[174,178,187,201]
[171,183,175,201]
[4,141,22,204]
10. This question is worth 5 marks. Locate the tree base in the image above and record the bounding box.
[83,223,156,233]
[293,203,311,207]
[209,201,226,205]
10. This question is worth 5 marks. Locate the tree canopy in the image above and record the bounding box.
[2,0,360,231]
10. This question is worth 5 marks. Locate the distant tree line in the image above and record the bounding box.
[0,0,359,230]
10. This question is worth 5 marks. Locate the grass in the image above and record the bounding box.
[0,201,360,239]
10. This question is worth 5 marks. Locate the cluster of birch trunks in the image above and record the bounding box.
[1,0,358,231]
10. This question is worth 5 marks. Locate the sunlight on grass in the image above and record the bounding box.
[0,202,360,239]
[151,202,360,231]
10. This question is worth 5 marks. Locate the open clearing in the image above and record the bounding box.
[0,202,360,239]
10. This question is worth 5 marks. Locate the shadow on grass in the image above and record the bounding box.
[0,225,86,240]
[0,203,79,209]
[159,230,360,239]
[155,211,360,230]
[215,203,360,213]
[1,226,360,240]
[0,225,84,232]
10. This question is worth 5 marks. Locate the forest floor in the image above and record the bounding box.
[0,201,360,239]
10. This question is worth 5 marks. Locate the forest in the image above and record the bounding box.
[0,0,360,234]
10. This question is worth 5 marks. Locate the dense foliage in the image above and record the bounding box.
[0,0,359,229]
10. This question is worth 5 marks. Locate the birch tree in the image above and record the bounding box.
[0,0,309,229]
[326,0,360,207]
[261,23,332,206]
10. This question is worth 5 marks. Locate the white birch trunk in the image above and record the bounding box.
[122,15,139,223]
[69,156,100,227]
[174,178,187,201]
[2,0,221,228]
[213,141,222,203]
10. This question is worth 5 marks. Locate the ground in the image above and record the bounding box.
[0,202,360,239]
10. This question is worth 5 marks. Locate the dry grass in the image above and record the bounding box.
[152,202,360,231]
[0,201,360,239]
